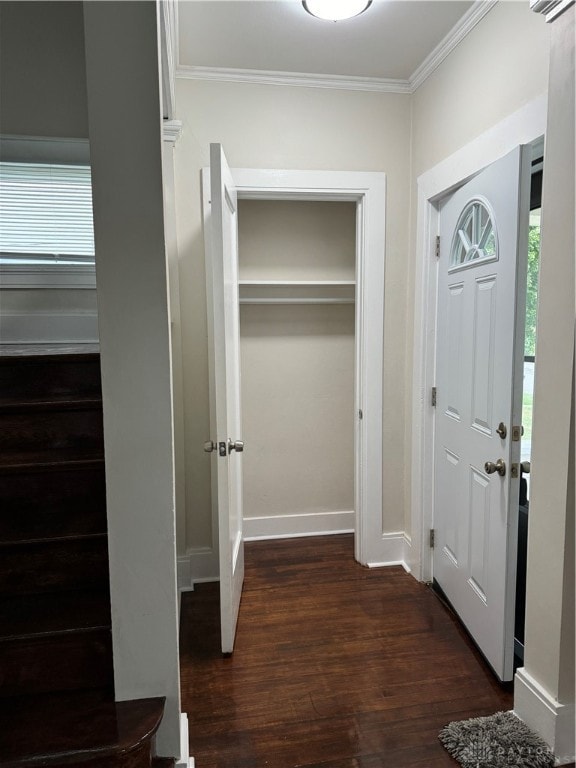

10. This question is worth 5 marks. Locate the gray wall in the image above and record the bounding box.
[0,2,89,139]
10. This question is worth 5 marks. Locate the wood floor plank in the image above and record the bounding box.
[180,534,518,767]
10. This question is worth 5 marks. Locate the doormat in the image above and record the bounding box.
[438,710,554,767]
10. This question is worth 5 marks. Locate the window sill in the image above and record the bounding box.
[0,263,96,289]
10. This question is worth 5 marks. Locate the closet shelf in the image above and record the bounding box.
[240,298,354,305]
[238,280,356,285]
[238,279,356,305]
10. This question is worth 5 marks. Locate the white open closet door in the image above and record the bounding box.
[203,143,244,655]
[433,146,531,680]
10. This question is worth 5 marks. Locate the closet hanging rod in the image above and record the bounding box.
[239,298,355,305]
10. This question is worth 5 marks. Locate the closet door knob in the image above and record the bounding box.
[204,441,216,453]
[228,439,244,453]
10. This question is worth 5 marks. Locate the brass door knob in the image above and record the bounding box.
[485,459,506,477]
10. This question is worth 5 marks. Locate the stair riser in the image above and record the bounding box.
[0,538,109,595]
[0,410,104,459]
[0,591,111,641]
[0,631,113,698]
[0,356,102,404]
[0,466,107,543]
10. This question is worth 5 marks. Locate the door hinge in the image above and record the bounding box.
[431,387,437,407]
[435,235,441,259]
[429,529,435,548]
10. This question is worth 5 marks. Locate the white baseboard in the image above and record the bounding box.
[243,510,355,541]
[174,713,194,768]
[179,526,414,587]
[177,547,219,588]
[514,667,575,764]
[367,532,412,572]
[0,264,96,289]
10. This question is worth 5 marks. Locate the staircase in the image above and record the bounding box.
[0,349,174,767]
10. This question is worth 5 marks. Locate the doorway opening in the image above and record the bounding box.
[203,157,388,653]
[237,199,356,545]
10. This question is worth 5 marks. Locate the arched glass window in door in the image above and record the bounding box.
[449,198,498,271]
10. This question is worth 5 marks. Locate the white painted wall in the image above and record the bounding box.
[238,200,356,281]
[241,304,354,526]
[174,80,411,555]
[239,200,355,532]
[410,2,550,178]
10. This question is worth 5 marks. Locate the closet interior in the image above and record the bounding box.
[237,199,357,530]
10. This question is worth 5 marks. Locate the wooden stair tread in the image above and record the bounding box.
[0,452,105,473]
[0,590,111,641]
[0,398,103,413]
[0,693,166,766]
[0,531,107,548]
[0,531,108,551]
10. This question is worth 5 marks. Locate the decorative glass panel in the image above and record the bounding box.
[450,198,498,270]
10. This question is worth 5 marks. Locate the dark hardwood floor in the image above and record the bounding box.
[179,534,520,767]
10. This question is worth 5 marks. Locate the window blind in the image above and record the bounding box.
[0,162,95,263]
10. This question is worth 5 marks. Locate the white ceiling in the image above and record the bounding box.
[177,0,475,82]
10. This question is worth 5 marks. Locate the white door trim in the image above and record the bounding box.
[410,94,548,582]
[221,167,387,567]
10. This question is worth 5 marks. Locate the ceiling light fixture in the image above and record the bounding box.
[302,0,372,22]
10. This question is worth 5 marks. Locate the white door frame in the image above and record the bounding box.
[222,167,387,567]
[410,94,548,582]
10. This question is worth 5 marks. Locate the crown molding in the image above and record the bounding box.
[409,0,498,91]
[176,65,411,94]
[160,0,178,119]
[174,0,499,96]
[530,0,574,21]
[162,119,183,144]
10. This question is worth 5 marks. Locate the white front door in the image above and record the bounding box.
[433,146,530,681]
[205,143,244,655]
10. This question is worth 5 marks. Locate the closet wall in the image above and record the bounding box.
[238,200,356,535]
